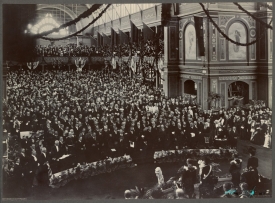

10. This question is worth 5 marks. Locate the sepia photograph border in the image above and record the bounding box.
[0,0,274,203]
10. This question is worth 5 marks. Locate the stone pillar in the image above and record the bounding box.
[268,77,272,108]
[68,65,71,72]
[155,71,159,89]
[42,64,45,72]
[162,17,180,98]
[3,65,7,99]
[202,76,208,110]
[256,8,272,108]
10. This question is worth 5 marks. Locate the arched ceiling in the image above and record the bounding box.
[34,4,93,33]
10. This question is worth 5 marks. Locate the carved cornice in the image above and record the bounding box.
[218,76,257,80]
[243,16,256,27]
[219,70,256,73]
[182,75,202,80]
[219,15,234,27]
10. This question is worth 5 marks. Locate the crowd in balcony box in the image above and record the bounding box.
[34,39,164,58]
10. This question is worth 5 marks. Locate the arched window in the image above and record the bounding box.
[30,13,69,35]
[185,24,196,60]
[228,21,247,60]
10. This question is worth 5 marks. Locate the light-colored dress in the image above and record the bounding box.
[263,133,271,148]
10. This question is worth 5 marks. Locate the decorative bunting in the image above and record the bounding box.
[91,37,97,46]
[27,61,39,70]
[130,20,139,43]
[119,29,129,44]
[102,33,111,45]
[143,22,155,41]
[194,16,205,56]
[97,32,103,47]
[75,58,87,72]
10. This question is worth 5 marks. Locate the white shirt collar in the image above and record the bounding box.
[32,155,37,161]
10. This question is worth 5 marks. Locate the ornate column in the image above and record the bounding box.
[3,64,7,99]
[162,17,180,98]
[256,6,272,108]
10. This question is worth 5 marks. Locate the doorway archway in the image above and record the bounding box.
[184,80,197,95]
[228,81,249,106]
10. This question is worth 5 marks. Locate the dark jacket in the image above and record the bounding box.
[247,156,258,169]
[181,165,197,187]
[200,165,213,185]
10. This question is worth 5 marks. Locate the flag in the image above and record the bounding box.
[102,33,111,46]
[158,58,164,84]
[97,32,103,47]
[119,29,129,44]
[130,21,139,43]
[143,22,155,41]
[194,16,205,56]
[112,57,117,70]
[91,27,94,37]
[111,28,119,48]
[130,57,136,73]
[91,37,97,46]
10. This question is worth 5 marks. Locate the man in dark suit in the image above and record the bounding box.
[116,132,130,156]
[247,146,258,170]
[136,135,149,163]
[19,148,28,168]
[37,161,52,186]
[37,147,50,185]
[27,150,39,187]
[51,140,62,160]
[50,140,62,172]
[58,136,67,155]
[11,158,24,196]
[187,122,198,149]
[181,159,197,198]
[228,126,239,148]
[87,131,99,160]
[75,135,86,163]
[38,147,49,166]
[158,124,167,150]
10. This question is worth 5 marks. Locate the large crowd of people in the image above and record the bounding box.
[34,39,164,58]
[2,65,272,197]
